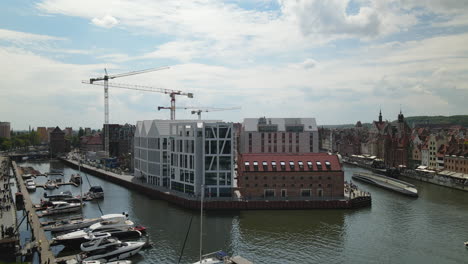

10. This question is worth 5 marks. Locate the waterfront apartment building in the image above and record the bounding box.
[134,120,234,197]
[239,117,319,154]
[237,153,344,199]
[0,122,11,139]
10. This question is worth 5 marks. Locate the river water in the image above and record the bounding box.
[20,161,468,263]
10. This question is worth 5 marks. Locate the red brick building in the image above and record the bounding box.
[50,126,70,155]
[237,153,344,199]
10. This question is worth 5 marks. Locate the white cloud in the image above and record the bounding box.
[92,15,119,28]
[0,28,65,44]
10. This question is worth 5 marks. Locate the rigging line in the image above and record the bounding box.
[80,164,104,216]
[177,215,194,264]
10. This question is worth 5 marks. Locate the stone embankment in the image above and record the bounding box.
[61,158,371,210]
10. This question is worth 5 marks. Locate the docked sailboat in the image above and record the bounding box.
[70,174,82,184]
[53,214,145,246]
[193,251,252,264]
[76,233,145,262]
[85,186,104,200]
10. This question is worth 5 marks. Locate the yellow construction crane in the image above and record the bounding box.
[82,81,194,121]
[157,106,241,120]
[85,66,169,156]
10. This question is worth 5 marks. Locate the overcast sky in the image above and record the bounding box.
[1,0,468,130]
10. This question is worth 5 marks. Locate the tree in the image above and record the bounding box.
[78,127,84,138]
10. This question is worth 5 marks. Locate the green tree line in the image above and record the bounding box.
[0,131,40,151]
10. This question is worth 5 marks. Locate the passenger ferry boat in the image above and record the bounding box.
[352,172,418,197]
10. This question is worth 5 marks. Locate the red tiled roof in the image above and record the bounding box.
[86,135,102,145]
[239,153,342,172]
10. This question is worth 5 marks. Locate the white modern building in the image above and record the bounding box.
[134,120,234,197]
[239,117,319,154]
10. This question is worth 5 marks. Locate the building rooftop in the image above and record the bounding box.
[239,153,341,172]
[243,118,318,132]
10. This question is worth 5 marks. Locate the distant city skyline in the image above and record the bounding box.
[1,0,468,130]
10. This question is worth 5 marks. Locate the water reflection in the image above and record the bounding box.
[18,161,468,264]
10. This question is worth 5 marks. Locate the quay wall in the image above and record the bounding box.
[61,158,371,211]
[400,171,468,192]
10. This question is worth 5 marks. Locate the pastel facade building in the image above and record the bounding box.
[134,120,234,197]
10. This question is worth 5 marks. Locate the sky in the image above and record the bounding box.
[1,0,468,130]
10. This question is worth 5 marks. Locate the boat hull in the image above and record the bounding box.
[79,242,145,262]
[55,230,143,247]
[352,172,418,197]
[44,218,100,232]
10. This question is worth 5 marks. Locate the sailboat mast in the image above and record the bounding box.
[199,184,204,263]
[79,157,83,212]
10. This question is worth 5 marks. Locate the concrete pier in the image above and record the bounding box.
[12,161,56,264]
[0,156,19,261]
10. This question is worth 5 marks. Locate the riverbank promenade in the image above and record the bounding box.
[61,158,371,210]
[0,157,19,261]
[12,160,56,264]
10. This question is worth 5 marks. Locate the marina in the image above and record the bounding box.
[1,159,468,263]
[352,172,419,197]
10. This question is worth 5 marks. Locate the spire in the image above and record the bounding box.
[378,108,382,123]
[398,106,404,123]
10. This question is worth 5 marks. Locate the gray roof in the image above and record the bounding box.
[243,118,318,132]
[135,119,222,137]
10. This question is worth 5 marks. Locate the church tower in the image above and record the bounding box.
[379,109,383,123]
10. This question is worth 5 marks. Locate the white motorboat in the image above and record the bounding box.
[80,233,119,251]
[25,179,36,191]
[77,233,145,262]
[41,201,82,215]
[465,241,468,247]
[82,261,131,264]
[193,251,253,264]
[53,213,146,246]
[43,217,101,233]
[45,180,58,190]
[78,240,145,262]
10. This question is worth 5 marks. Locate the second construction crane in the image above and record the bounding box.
[85,66,169,156]
[83,81,194,121]
[158,106,241,120]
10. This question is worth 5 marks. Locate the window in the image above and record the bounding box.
[253,161,259,171]
[271,161,277,171]
[301,189,311,197]
[307,161,313,170]
[262,161,268,171]
[316,161,322,170]
[264,189,275,197]
[280,161,286,171]
[289,161,295,170]
[244,161,250,171]
[298,161,304,170]
[281,189,287,198]
[325,161,331,170]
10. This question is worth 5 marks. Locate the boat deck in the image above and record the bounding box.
[353,172,418,197]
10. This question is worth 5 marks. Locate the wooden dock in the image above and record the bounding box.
[12,161,56,264]
[0,156,19,262]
